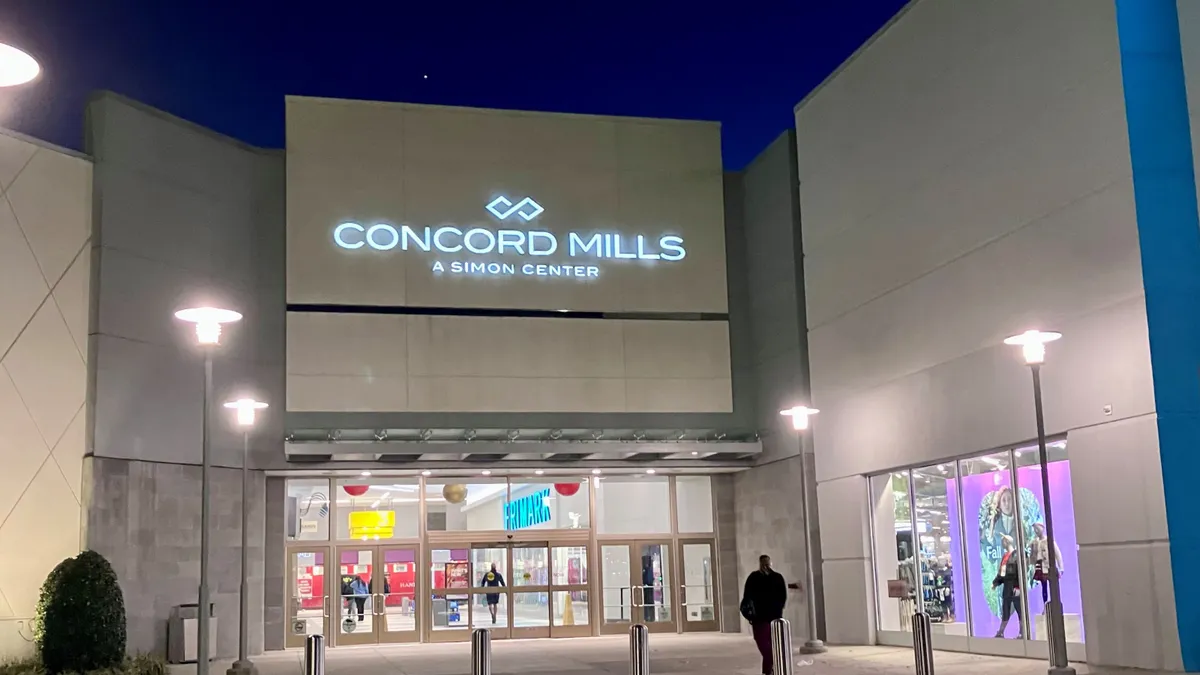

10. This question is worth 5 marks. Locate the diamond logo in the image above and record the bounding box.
[486,196,544,221]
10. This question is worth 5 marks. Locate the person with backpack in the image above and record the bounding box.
[741,555,802,675]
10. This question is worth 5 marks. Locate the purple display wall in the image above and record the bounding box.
[946,459,1082,640]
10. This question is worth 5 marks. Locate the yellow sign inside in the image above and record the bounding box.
[348,510,395,539]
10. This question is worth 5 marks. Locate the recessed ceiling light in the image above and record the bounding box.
[481,470,492,476]
[691,451,699,456]
[534,470,545,475]
[646,469,656,474]
[360,471,372,477]
[421,470,432,476]
[592,469,602,475]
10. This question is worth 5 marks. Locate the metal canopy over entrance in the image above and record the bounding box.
[285,427,762,470]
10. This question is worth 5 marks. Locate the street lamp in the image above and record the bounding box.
[0,43,39,87]
[778,405,825,654]
[176,307,243,675]
[1004,330,1073,675]
[224,398,268,675]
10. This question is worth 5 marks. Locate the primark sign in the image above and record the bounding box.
[332,196,687,279]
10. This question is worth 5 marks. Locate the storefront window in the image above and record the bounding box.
[425,480,509,532]
[912,463,966,635]
[958,452,1028,640]
[334,478,420,541]
[287,478,330,541]
[506,480,590,530]
[675,476,714,533]
[1014,440,1083,645]
[595,475,671,534]
[870,471,914,632]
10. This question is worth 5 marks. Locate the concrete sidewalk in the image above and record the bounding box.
[177,634,1165,675]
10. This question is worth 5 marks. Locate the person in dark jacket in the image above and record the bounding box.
[992,535,1024,638]
[742,555,799,675]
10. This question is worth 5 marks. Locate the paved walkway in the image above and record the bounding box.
[181,634,1169,675]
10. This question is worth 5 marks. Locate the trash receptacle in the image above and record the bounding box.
[168,603,217,664]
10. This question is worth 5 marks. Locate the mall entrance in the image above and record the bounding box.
[283,474,722,648]
[427,537,591,642]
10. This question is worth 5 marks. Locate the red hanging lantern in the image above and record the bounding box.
[554,482,581,497]
[343,484,369,497]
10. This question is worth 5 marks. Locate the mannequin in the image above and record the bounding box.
[1029,522,1064,603]
[992,535,1024,638]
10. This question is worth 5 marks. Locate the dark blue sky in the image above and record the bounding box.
[0,0,905,169]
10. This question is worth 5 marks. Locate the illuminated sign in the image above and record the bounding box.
[486,196,544,221]
[333,196,686,279]
[504,488,551,530]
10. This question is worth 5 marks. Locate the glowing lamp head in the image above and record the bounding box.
[175,307,242,345]
[1003,330,1062,365]
[224,398,268,427]
[780,405,819,430]
[0,43,39,87]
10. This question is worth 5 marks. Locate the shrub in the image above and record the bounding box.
[0,654,164,675]
[36,551,126,675]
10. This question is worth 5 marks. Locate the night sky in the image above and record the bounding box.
[0,0,906,169]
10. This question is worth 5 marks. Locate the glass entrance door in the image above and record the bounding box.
[600,541,676,634]
[510,543,550,638]
[550,544,590,638]
[470,545,511,638]
[334,545,420,645]
[427,541,588,641]
[287,548,330,649]
[679,539,719,632]
[428,547,473,642]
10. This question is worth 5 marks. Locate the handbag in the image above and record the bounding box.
[740,597,756,622]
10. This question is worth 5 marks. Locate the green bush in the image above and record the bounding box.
[36,551,127,674]
[0,654,164,675]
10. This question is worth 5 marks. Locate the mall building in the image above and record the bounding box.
[798,0,1200,673]
[0,82,814,657]
[0,0,1198,672]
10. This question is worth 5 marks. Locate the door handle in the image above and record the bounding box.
[322,595,330,618]
[374,593,386,615]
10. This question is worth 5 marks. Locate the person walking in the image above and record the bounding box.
[741,554,799,675]
[481,562,505,624]
[349,575,370,622]
[992,535,1024,638]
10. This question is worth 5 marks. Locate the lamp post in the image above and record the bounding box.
[224,398,268,675]
[1003,330,1073,675]
[175,307,243,675]
[778,404,825,654]
[0,42,39,87]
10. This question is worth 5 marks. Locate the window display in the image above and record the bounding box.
[871,439,1086,651]
[911,464,964,634]
[1014,442,1084,644]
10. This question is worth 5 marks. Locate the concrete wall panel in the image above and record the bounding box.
[0,130,90,656]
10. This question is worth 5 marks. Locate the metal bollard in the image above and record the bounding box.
[303,635,324,675]
[472,628,492,675]
[912,612,935,675]
[771,618,793,675]
[629,624,650,675]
